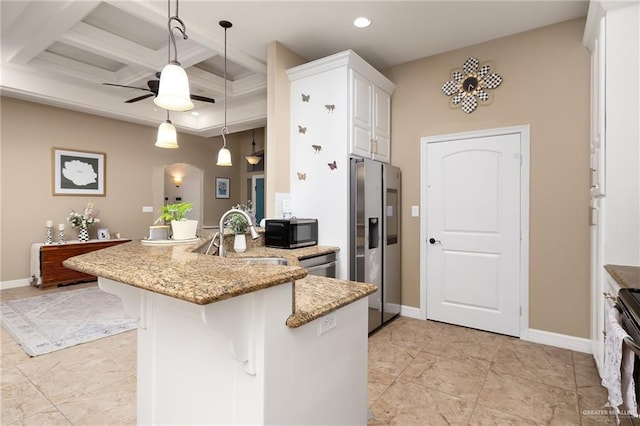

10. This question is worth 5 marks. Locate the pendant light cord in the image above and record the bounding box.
[166,0,187,64]
[220,21,232,147]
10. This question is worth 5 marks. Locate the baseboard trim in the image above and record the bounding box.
[1,278,31,291]
[396,309,593,354]
[524,328,592,354]
[400,305,423,320]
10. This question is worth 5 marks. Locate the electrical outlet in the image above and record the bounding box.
[142,206,154,213]
[318,314,336,336]
[411,205,419,217]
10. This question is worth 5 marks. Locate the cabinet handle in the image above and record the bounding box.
[589,207,598,226]
[603,330,607,337]
[590,168,597,189]
[370,139,378,155]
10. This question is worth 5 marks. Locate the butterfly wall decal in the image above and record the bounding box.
[311,144,322,153]
[328,161,337,170]
[302,94,310,102]
[298,125,307,134]
[325,104,335,113]
[297,172,307,180]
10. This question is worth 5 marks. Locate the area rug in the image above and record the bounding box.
[1,287,137,357]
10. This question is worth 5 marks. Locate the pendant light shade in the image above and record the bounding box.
[216,145,232,166]
[154,62,194,111]
[245,155,261,165]
[155,119,179,148]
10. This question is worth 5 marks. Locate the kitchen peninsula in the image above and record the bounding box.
[64,240,376,425]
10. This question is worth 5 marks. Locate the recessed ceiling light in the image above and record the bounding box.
[353,17,371,28]
[191,111,200,116]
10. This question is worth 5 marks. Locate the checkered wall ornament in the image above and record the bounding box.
[441,57,503,114]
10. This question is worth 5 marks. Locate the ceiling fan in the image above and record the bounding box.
[103,72,215,104]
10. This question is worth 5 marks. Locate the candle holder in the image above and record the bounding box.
[45,226,53,244]
[57,229,65,244]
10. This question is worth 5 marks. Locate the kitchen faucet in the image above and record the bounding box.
[216,208,259,257]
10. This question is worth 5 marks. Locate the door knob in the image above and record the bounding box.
[428,237,441,245]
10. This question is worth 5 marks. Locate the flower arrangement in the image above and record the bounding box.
[67,202,100,228]
[227,201,255,234]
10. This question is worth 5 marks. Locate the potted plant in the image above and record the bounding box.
[155,202,197,240]
[227,203,252,252]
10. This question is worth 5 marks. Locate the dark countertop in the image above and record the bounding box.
[605,264,640,289]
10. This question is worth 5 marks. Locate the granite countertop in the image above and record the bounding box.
[63,239,376,328]
[605,264,640,289]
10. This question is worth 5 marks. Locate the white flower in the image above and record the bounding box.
[62,160,97,186]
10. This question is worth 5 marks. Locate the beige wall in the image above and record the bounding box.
[383,18,591,337]
[265,41,306,217]
[0,97,252,282]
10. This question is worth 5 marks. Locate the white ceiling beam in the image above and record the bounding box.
[7,1,101,65]
[60,22,164,74]
[107,0,267,75]
[33,52,115,84]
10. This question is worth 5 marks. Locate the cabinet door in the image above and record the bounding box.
[372,86,391,163]
[350,70,373,158]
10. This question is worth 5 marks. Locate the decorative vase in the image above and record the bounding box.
[171,220,198,240]
[233,233,247,253]
[78,225,89,242]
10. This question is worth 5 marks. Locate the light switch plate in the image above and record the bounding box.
[411,205,419,217]
[142,206,154,213]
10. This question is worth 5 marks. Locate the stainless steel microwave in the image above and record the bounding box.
[265,218,318,249]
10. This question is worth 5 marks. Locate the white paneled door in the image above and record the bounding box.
[426,133,521,336]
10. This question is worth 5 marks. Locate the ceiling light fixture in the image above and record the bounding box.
[353,17,371,28]
[154,0,194,112]
[245,129,262,165]
[155,110,179,148]
[216,20,233,167]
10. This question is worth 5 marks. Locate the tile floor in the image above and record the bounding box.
[0,283,625,425]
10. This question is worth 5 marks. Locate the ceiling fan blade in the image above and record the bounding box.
[125,93,154,103]
[190,94,215,103]
[102,83,152,93]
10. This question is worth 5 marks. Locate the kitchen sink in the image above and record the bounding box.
[238,257,289,266]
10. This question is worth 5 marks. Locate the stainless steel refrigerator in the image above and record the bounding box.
[349,157,401,333]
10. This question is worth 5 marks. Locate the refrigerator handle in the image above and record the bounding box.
[368,217,379,249]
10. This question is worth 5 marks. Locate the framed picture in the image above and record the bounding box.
[97,228,110,240]
[216,177,230,199]
[52,148,106,196]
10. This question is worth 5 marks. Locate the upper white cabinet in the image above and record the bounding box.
[287,50,395,279]
[585,0,640,375]
[351,70,392,162]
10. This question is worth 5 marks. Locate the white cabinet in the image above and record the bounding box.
[350,70,392,163]
[589,15,606,197]
[287,50,395,279]
[585,0,640,373]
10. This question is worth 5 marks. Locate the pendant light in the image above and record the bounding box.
[216,20,233,167]
[154,0,194,112]
[155,110,179,148]
[245,129,261,165]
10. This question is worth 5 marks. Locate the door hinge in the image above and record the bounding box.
[520,306,522,316]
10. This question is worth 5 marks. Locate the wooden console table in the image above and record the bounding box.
[32,239,131,289]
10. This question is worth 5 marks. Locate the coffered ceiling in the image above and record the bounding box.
[1,1,588,137]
